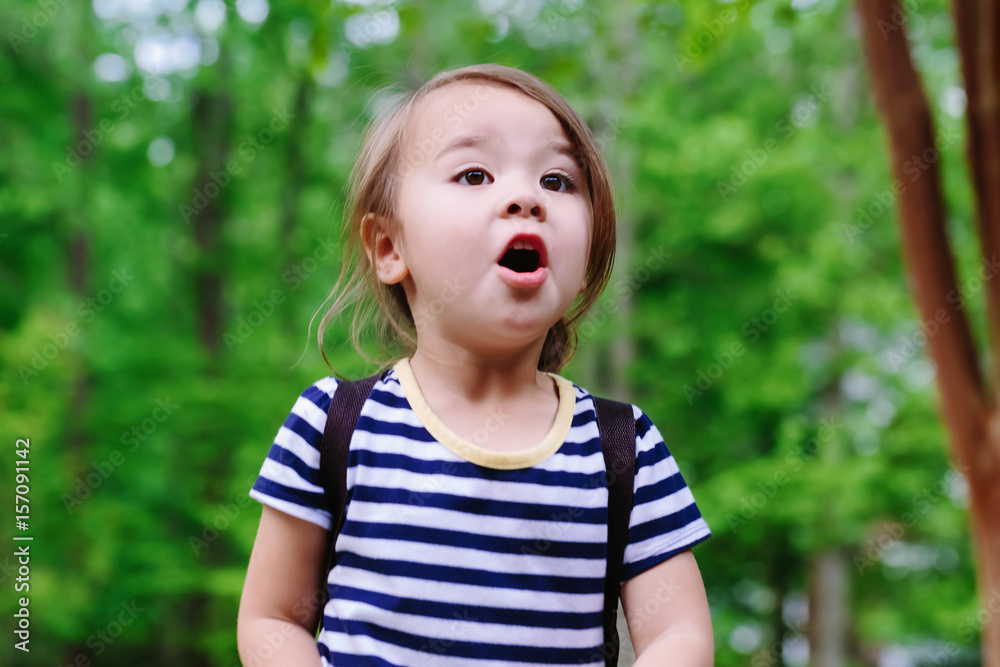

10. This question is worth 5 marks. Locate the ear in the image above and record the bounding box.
[579,278,588,295]
[361,213,409,285]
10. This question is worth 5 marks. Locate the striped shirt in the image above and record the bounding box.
[250,357,711,666]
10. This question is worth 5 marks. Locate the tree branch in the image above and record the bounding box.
[952,0,1000,398]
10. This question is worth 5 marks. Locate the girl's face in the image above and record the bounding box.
[372,82,593,356]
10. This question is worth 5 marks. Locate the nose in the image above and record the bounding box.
[501,181,546,221]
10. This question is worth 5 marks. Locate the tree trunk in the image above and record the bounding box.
[808,548,850,667]
[189,85,233,356]
[855,0,1000,662]
[63,89,94,667]
[280,75,313,258]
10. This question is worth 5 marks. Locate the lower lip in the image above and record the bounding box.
[497,265,548,289]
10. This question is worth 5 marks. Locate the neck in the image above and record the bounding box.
[407,334,553,404]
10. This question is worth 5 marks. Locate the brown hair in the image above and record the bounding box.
[313,64,617,375]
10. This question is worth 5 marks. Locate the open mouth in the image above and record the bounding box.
[497,235,547,274]
[499,246,540,273]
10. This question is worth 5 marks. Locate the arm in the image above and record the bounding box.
[237,505,329,666]
[620,549,714,667]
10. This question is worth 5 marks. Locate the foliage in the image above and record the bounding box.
[0,0,981,664]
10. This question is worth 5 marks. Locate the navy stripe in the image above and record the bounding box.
[620,531,711,583]
[635,438,676,471]
[571,408,597,427]
[326,619,601,663]
[636,413,651,439]
[334,552,605,596]
[266,444,319,486]
[627,502,703,544]
[367,388,410,409]
[331,585,603,629]
[301,382,335,412]
[252,477,328,512]
[633,470,687,507]
[341,521,607,560]
[355,416,436,442]
[284,412,323,448]
[351,447,608,489]
[324,650,404,667]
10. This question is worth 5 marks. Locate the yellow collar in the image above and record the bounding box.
[392,357,576,470]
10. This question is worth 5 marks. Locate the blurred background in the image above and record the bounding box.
[0,0,984,664]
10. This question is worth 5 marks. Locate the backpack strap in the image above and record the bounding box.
[314,371,383,635]
[594,396,638,667]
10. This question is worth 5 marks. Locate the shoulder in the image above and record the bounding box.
[568,382,656,440]
[288,368,396,412]
[276,376,341,438]
[296,376,341,411]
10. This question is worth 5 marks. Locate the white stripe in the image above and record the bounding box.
[272,425,321,469]
[333,535,607,583]
[293,393,331,434]
[629,486,697,526]
[330,561,605,611]
[623,518,711,565]
[360,401,428,428]
[330,597,602,647]
[250,490,330,530]
[315,376,339,396]
[352,427,605,476]
[258,456,323,493]
[351,465,609,510]
[320,629,604,667]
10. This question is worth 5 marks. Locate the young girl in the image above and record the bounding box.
[237,64,713,666]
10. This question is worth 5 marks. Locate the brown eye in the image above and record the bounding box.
[541,174,569,192]
[458,169,492,186]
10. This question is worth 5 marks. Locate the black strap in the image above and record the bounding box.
[594,397,638,667]
[315,375,638,665]
[315,372,382,635]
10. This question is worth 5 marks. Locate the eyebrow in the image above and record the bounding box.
[434,134,582,169]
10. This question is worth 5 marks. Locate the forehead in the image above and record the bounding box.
[404,82,571,155]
